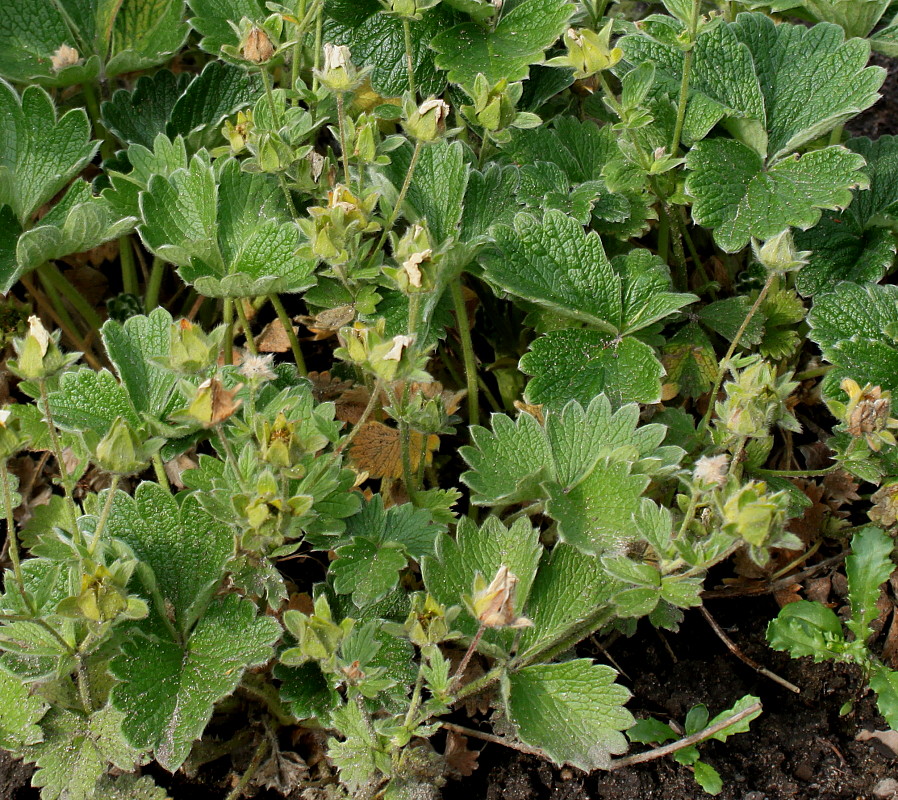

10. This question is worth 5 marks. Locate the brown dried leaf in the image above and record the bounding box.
[444,732,480,778]
[252,749,308,793]
[348,421,437,479]
[822,470,861,509]
[308,371,354,404]
[805,576,832,605]
[256,318,295,353]
[298,305,356,340]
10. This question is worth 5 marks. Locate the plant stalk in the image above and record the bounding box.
[402,17,416,97]
[269,294,307,374]
[0,461,30,612]
[698,271,776,436]
[88,476,119,555]
[449,277,479,428]
[38,379,80,537]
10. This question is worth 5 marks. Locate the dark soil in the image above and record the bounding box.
[443,598,897,800]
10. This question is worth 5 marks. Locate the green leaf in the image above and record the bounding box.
[98,774,171,800]
[706,694,762,742]
[421,516,541,642]
[0,667,46,750]
[102,70,193,148]
[459,164,521,243]
[331,538,407,609]
[104,0,190,77]
[103,134,190,219]
[432,0,574,89]
[504,660,633,770]
[795,136,898,296]
[0,0,187,86]
[187,0,266,55]
[49,368,141,435]
[766,599,845,661]
[340,494,445,558]
[870,664,898,729]
[807,282,898,396]
[460,394,675,506]
[275,662,339,722]
[628,716,677,744]
[622,14,883,160]
[686,139,868,253]
[101,308,180,424]
[547,458,650,555]
[693,761,724,795]
[517,544,620,660]
[110,593,281,772]
[0,81,97,226]
[139,155,316,297]
[12,182,137,288]
[328,700,385,793]
[661,322,717,399]
[105,483,232,632]
[323,0,458,97]
[520,328,665,409]
[482,212,694,336]
[845,527,894,642]
[382,140,469,245]
[167,60,262,140]
[28,706,146,800]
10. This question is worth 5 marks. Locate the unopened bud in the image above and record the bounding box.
[545,22,622,79]
[752,229,810,274]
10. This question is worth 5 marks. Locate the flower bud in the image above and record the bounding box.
[721,480,789,549]
[545,22,622,79]
[461,75,520,133]
[752,229,810,274]
[94,417,159,475]
[242,26,275,63]
[169,319,222,374]
[380,0,442,18]
[404,97,450,142]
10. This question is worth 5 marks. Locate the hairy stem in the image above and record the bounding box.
[669,0,701,157]
[234,299,258,356]
[38,379,80,537]
[144,257,165,312]
[336,92,352,186]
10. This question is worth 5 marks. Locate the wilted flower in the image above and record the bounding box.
[383,334,414,361]
[316,43,367,93]
[470,566,532,629]
[50,44,81,72]
[239,353,277,382]
[242,27,274,63]
[840,379,898,452]
[404,97,451,142]
[870,483,898,527]
[186,378,243,427]
[693,454,729,488]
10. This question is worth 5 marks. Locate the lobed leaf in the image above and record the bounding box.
[110,594,281,772]
[504,659,633,770]
[432,0,574,89]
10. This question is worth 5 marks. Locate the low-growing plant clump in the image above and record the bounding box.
[0,0,898,798]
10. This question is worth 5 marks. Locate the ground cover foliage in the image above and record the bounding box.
[1,0,898,797]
